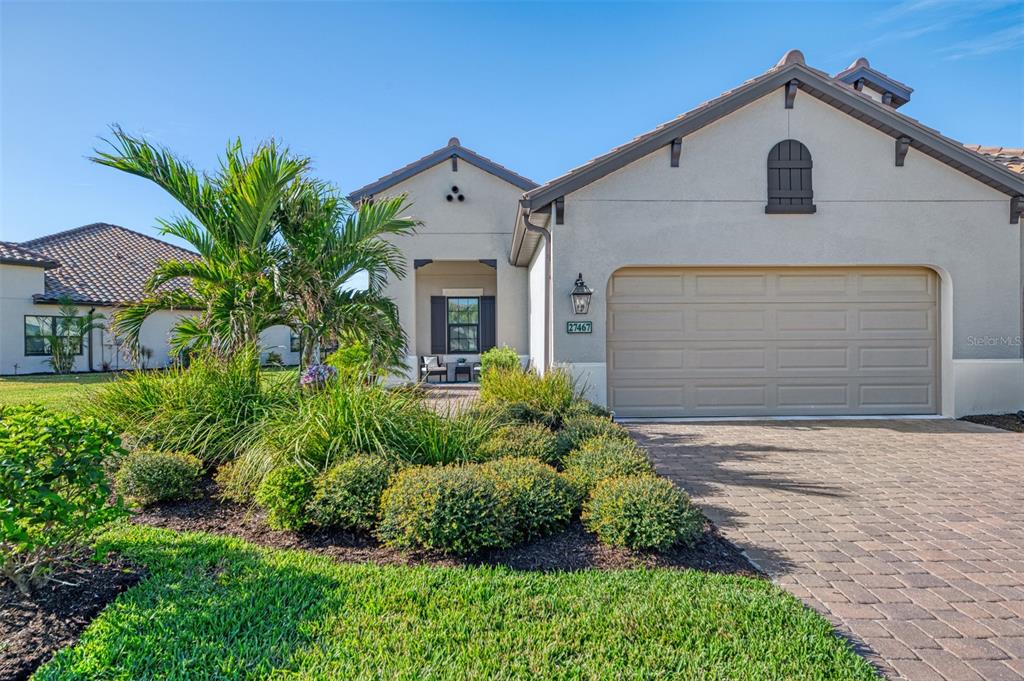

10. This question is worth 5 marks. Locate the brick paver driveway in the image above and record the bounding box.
[628,419,1024,681]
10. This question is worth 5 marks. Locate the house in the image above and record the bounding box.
[0,223,298,373]
[353,50,1024,418]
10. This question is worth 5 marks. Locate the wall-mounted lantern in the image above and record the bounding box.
[570,273,593,315]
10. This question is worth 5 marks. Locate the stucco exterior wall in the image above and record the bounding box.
[545,91,1022,416]
[370,157,530,376]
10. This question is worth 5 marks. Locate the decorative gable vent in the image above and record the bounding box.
[766,140,816,214]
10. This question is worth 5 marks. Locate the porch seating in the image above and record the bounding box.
[420,355,448,383]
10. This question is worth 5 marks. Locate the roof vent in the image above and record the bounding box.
[834,57,913,109]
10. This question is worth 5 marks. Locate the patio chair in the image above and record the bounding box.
[420,355,448,383]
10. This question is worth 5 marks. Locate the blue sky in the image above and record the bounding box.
[2,1,1022,246]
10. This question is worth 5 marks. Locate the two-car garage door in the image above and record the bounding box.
[607,267,939,417]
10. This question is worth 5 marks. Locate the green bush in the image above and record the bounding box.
[561,435,654,497]
[88,348,295,463]
[233,383,498,497]
[377,465,514,554]
[255,465,314,531]
[479,346,520,375]
[481,457,577,541]
[115,449,203,506]
[583,476,703,551]
[325,340,372,382]
[555,413,631,461]
[307,455,394,531]
[0,405,126,594]
[564,398,613,419]
[479,368,575,426]
[476,423,560,465]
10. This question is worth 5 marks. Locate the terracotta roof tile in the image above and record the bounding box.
[19,223,199,306]
[0,241,58,268]
[963,145,1024,175]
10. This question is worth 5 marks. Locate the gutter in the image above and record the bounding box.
[520,201,552,372]
[88,307,96,372]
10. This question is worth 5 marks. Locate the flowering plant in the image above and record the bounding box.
[300,363,337,388]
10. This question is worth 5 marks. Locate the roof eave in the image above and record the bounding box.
[522,62,1024,209]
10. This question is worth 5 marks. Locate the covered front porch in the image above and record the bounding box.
[413,259,497,383]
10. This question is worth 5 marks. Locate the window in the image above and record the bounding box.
[289,330,301,352]
[766,139,816,214]
[447,297,479,352]
[24,315,83,356]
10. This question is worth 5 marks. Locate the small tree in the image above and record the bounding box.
[46,297,105,374]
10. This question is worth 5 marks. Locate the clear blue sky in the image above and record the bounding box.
[2,1,1022,246]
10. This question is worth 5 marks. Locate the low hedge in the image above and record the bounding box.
[555,414,631,461]
[255,465,314,531]
[481,457,577,540]
[115,449,203,506]
[476,423,560,466]
[561,435,654,497]
[377,465,514,554]
[583,476,703,550]
[307,455,394,531]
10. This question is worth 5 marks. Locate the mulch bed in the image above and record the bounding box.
[961,413,1024,432]
[0,553,143,681]
[131,478,760,577]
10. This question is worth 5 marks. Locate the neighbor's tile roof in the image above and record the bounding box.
[963,145,1024,175]
[18,223,199,306]
[0,241,59,268]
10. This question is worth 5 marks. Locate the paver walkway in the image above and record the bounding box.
[628,419,1024,681]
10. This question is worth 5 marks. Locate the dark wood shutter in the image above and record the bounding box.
[430,296,446,354]
[766,140,816,214]
[480,296,496,352]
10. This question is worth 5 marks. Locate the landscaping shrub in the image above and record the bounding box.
[555,413,631,461]
[476,423,560,465]
[306,455,394,531]
[564,398,613,419]
[326,340,372,383]
[115,449,203,506]
[479,368,575,426]
[479,346,520,375]
[583,476,703,551]
[255,465,314,530]
[377,465,514,554]
[88,348,295,463]
[0,405,126,594]
[561,435,654,498]
[481,457,577,540]
[233,383,498,497]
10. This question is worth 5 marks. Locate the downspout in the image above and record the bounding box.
[88,307,96,372]
[521,205,552,372]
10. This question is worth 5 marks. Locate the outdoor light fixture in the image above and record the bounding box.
[570,273,593,315]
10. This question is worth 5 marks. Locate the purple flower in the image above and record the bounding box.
[300,363,337,386]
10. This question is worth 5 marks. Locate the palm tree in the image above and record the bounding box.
[277,179,417,372]
[45,296,105,374]
[91,127,308,359]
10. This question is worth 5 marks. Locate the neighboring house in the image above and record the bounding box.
[0,223,297,374]
[352,50,1024,418]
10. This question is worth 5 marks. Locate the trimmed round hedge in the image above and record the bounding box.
[480,457,577,540]
[555,414,631,460]
[377,465,514,555]
[255,465,314,531]
[476,423,560,466]
[561,435,654,497]
[115,449,203,506]
[307,455,394,531]
[583,476,703,550]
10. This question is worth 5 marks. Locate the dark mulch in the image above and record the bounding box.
[961,413,1024,433]
[0,553,143,681]
[131,478,760,577]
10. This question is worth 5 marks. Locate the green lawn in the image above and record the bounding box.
[37,525,876,680]
[0,373,114,412]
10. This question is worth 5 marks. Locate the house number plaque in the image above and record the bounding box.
[566,321,592,334]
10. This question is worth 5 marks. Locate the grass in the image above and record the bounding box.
[0,373,114,412]
[36,524,877,680]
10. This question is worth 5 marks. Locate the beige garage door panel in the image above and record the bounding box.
[607,267,939,417]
